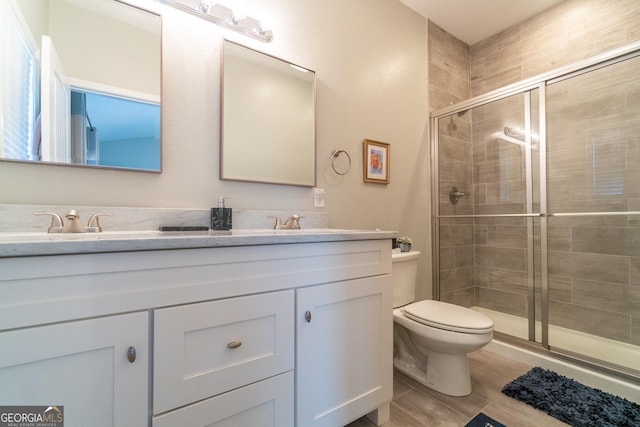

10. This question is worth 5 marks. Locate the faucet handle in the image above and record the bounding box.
[268,216,283,230]
[87,213,114,232]
[33,212,64,233]
[284,214,302,230]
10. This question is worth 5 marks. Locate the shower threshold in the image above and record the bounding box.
[473,307,640,402]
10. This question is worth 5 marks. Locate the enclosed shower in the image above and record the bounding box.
[431,41,640,379]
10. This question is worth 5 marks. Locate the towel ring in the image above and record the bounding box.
[331,149,351,175]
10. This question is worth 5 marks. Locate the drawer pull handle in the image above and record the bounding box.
[305,311,311,323]
[127,346,137,363]
[227,341,242,349]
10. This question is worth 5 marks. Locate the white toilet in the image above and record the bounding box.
[392,251,493,396]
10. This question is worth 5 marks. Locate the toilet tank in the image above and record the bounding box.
[391,250,420,308]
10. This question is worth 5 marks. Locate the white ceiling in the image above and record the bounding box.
[399,0,565,45]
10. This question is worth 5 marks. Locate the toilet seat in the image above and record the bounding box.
[402,300,493,334]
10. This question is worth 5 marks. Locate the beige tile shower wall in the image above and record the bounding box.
[428,21,470,112]
[428,21,474,304]
[470,0,640,97]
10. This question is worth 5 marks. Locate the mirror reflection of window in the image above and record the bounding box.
[70,90,161,171]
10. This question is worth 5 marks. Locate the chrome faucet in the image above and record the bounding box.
[269,214,302,230]
[33,210,114,233]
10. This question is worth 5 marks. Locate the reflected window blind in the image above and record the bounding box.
[1,1,38,160]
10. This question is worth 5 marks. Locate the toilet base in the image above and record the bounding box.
[394,350,472,397]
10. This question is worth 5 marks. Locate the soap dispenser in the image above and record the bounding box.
[211,196,232,230]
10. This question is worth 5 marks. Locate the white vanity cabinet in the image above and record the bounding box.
[296,275,393,427]
[0,237,392,427]
[0,312,149,427]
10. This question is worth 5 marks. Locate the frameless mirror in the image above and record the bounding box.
[0,0,161,172]
[221,40,316,186]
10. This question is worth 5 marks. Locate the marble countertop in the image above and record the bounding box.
[0,229,397,257]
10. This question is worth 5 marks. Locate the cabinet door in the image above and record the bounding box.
[296,275,393,427]
[0,312,149,427]
[153,371,293,427]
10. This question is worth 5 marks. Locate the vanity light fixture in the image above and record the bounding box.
[157,0,273,42]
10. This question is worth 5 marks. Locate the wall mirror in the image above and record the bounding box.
[221,40,316,186]
[0,0,161,172]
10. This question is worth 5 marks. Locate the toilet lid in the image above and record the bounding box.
[402,300,493,334]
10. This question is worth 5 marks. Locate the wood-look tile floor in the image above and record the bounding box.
[346,349,570,427]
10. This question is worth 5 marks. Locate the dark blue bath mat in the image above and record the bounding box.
[465,412,506,427]
[502,367,640,427]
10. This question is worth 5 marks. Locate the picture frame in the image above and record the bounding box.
[363,139,390,184]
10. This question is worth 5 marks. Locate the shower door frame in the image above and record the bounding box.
[431,40,640,361]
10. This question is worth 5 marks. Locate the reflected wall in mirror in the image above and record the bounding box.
[221,40,316,186]
[0,0,161,172]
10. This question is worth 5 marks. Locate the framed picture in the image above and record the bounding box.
[363,139,390,184]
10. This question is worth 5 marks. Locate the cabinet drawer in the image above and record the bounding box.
[153,371,294,427]
[154,290,294,413]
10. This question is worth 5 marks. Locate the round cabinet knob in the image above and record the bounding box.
[127,346,137,363]
[305,311,312,323]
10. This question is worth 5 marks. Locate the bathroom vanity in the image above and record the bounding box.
[0,230,393,427]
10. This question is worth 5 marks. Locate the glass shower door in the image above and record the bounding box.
[435,90,541,342]
[545,54,640,373]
